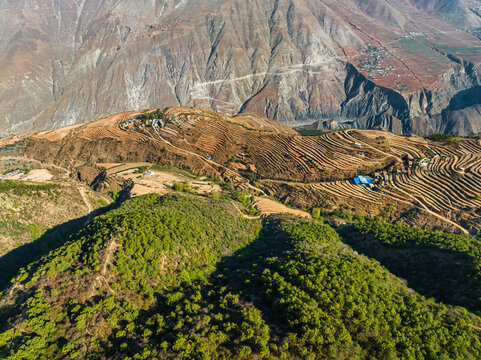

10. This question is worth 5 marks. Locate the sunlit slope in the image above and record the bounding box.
[1,194,481,359]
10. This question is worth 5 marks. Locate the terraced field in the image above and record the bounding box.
[300,133,481,234]
[145,108,395,182]
[1,107,480,234]
[127,108,481,233]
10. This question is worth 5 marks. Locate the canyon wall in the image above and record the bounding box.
[1,0,481,136]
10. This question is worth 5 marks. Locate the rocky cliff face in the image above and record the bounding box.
[413,0,481,30]
[1,0,481,137]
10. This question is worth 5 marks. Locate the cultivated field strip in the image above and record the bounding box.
[117,108,481,230]
[280,133,481,231]
[385,152,481,215]
[310,180,383,205]
[151,113,394,180]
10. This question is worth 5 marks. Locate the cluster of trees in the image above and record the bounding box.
[0,194,260,359]
[354,218,481,262]
[426,133,458,142]
[118,219,481,359]
[0,180,59,196]
[1,195,481,359]
[259,222,481,359]
[172,181,192,193]
[234,191,260,216]
[136,108,169,121]
[295,129,324,136]
[131,220,481,359]
[426,133,480,142]
[134,166,149,174]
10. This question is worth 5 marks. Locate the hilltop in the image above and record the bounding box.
[1,106,480,235]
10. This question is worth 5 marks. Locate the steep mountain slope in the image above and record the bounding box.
[1,194,481,359]
[413,0,481,29]
[0,180,109,258]
[0,169,112,289]
[1,0,481,136]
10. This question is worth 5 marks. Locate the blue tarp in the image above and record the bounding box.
[354,175,373,184]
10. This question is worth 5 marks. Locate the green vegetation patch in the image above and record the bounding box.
[136,108,169,121]
[397,38,451,65]
[295,128,325,136]
[134,165,149,174]
[132,220,481,359]
[345,218,481,312]
[0,180,59,195]
[1,197,481,359]
[430,42,481,58]
[426,133,458,143]
[0,194,261,359]
[426,133,480,142]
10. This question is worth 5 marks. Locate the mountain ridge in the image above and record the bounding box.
[1,193,481,359]
[1,0,481,136]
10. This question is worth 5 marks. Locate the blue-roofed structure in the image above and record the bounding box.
[353,177,361,184]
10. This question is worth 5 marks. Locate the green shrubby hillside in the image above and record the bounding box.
[135,220,481,359]
[345,218,481,312]
[0,194,260,359]
[0,195,481,359]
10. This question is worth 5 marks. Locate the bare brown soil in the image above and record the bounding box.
[21,169,53,182]
[112,165,222,197]
[252,197,310,218]
[1,107,480,233]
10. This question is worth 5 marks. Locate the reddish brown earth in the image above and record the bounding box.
[1,0,481,136]
[1,107,480,233]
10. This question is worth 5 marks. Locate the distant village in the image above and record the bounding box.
[357,45,393,78]
[121,117,165,130]
[466,0,481,14]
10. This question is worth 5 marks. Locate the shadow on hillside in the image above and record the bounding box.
[338,225,481,313]
[0,197,126,291]
[107,217,294,357]
[0,217,85,290]
[447,86,481,111]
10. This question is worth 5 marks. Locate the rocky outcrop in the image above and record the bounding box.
[0,0,481,136]
[306,63,481,135]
